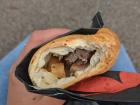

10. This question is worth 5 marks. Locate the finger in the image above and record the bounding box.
[29,28,70,47]
[16,28,70,66]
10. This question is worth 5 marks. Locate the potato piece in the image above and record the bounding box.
[51,63,66,78]
[47,56,60,71]
[70,63,87,72]
[46,56,66,78]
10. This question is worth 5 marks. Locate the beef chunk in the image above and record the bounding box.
[62,48,95,66]
[62,52,78,65]
[61,48,96,77]
[75,49,94,65]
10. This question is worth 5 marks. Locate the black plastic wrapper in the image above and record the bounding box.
[15,12,140,105]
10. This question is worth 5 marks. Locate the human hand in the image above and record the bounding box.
[7,28,70,105]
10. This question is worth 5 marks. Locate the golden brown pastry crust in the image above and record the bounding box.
[28,28,120,89]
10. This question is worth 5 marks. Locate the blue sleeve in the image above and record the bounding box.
[111,45,136,72]
[0,36,29,105]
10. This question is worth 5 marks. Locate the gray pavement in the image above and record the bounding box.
[0,0,140,70]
